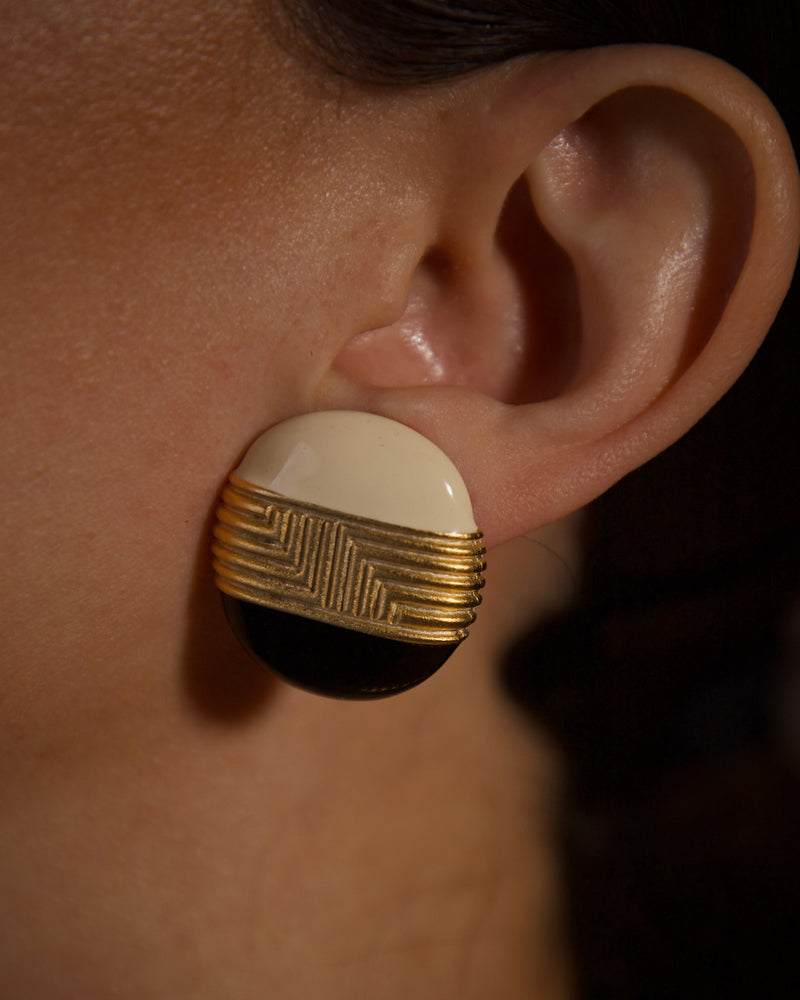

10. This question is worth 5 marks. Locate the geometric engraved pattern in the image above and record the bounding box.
[212,475,486,645]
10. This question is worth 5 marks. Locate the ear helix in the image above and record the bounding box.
[212,411,485,699]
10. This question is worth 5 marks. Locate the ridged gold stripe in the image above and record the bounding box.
[212,476,485,644]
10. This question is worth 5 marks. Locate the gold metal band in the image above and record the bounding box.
[212,475,486,644]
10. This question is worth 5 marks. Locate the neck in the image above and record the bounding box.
[0,520,581,999]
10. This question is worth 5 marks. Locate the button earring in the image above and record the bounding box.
[212,411,485,698]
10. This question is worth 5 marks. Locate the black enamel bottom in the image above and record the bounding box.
[222,595,459,699]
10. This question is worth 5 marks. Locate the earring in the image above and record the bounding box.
[212,411,485,699]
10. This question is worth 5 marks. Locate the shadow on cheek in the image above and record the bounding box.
[181,501,277,723]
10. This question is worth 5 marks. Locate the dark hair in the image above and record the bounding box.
[283,0,675,84]
[283,0,794,105]
[284,3,800,996]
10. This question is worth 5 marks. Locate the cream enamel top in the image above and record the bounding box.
[234,411,478,534]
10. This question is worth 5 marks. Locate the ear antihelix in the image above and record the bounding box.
[524,86,759,438]
[212,411,485,699]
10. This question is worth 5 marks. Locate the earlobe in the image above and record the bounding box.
[323,46,800,547]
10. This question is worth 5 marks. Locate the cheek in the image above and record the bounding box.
[0,152,320,702]
[0,232,313,665]
[0,0,346,504]
[0,156,410,737]
[0,2,430,719]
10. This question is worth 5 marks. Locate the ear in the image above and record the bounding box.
[322,45,800,547]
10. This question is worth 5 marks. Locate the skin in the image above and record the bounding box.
[1,2,797,997]
[0,5,575,997]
